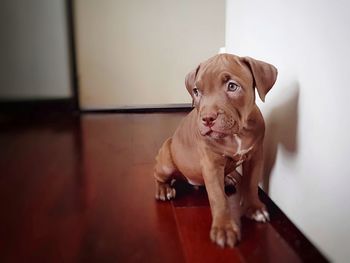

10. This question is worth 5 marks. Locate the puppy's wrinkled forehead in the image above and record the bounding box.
[196,54,253,90]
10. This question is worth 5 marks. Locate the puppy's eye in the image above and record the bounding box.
[193,88,200,97]
[227,81,239,92]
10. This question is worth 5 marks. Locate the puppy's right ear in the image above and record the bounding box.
[185,65,200,106]
[241,57,278,102]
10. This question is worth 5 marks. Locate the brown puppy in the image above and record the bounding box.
[154,53,277,247]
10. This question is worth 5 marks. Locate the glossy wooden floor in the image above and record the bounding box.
[0,112,328,263]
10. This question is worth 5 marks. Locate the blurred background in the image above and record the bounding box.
[0,0,225,109]
[1,0,350,262]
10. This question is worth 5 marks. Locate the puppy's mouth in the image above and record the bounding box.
[206,130,229,139]
[198,113,241,139]
[200,127,230,139]
[199,122,240,139]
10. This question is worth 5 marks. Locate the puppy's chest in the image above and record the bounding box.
[227,135,254,166]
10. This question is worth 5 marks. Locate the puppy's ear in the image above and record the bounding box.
[242,57,278,102]
[185,65,200,106]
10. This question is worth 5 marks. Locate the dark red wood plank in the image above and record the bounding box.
[174,206,244,263]
[0,120,85,263]
[0,112,328,263]
[0,113,187,263]
[172,179,300,263]
[174,206,302,263]
[77,114,186,263]
[172,183,210,207]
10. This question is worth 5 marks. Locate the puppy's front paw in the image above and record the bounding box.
[245,204,270,223]
[210,219,241,248]
[155,181,176,201]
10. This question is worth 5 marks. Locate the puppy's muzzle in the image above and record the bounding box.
[201,112,218,128]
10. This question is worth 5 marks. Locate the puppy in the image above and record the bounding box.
[154,53,277,247]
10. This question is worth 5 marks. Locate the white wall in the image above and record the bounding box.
[75,0,225,109]
[0,0,71,100]
[226,0,350,262]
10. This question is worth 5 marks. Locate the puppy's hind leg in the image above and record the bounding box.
[154,138,177,201]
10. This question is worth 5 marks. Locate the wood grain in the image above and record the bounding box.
[0,112,328,262]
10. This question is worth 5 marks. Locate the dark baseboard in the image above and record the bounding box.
[0,99,81,131]
[259,188,329,262]
[81,106,193,114]
[0,100,193,116]
[0,98,77,116]
[0,99,194,116]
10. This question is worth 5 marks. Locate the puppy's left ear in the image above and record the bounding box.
[242,57,278,102]
[185,65,200,107]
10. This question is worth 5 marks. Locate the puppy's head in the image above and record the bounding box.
[185,54,277,139]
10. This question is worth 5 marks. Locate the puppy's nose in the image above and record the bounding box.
[202,113,218,127]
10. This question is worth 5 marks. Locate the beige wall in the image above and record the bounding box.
[75,0,225,109]
[0,0,71,100]
[226,0,350,262]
